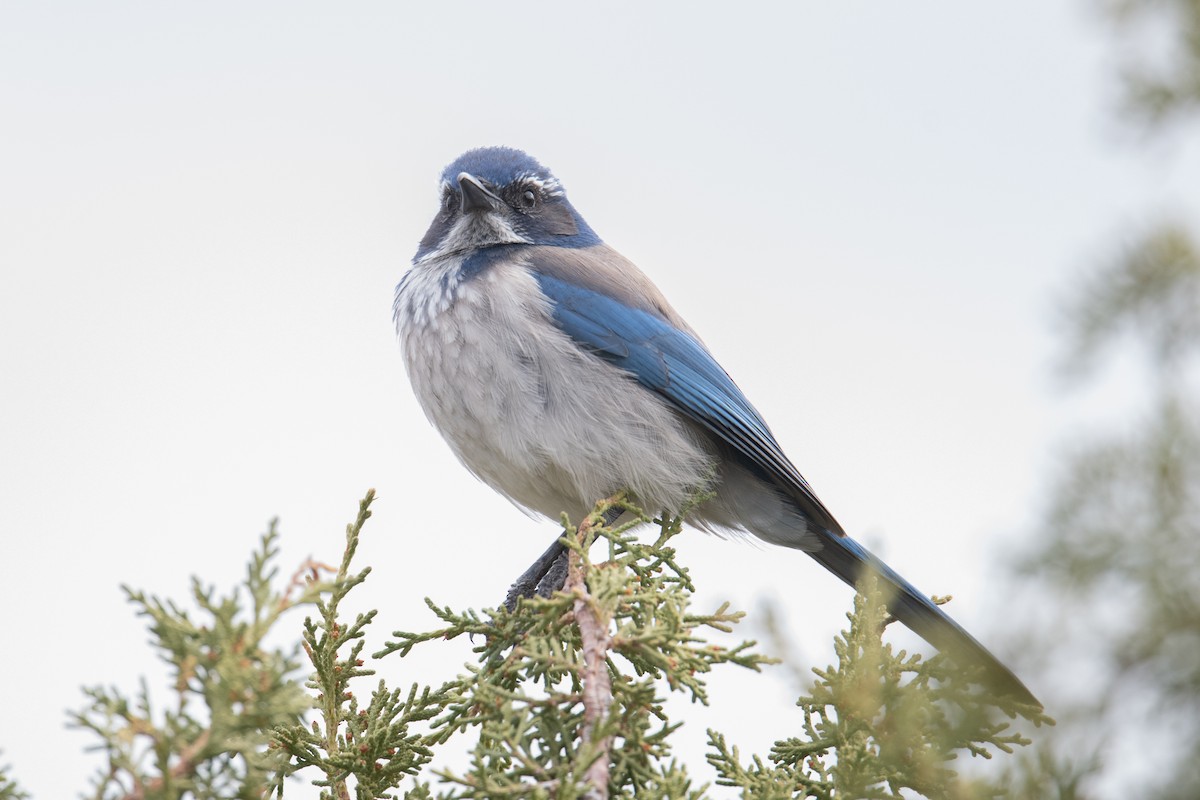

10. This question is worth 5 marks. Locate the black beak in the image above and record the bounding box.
[458,172,500,214]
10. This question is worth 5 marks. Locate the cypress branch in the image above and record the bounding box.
[48,491,1045,799]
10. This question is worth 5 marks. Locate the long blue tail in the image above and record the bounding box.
[808,530,1040,707]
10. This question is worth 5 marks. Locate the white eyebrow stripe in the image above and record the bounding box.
[516,173,564,197]
[439,172,563,198]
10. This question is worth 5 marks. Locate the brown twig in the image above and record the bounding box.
[277,557,339,612]
[564,510,614,800]
[121,728,212,800]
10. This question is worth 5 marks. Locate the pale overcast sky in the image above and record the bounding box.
[2,3,1196,797]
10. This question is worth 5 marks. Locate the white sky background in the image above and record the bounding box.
[2,3,1197,797]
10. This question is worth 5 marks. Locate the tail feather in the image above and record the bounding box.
[808,530,1041,707]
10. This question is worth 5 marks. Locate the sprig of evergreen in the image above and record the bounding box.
[70,522,321,800]
[51,491,1045,800]
[707,576,1050,799]
[271,490,451,800]
[381,496,772,800]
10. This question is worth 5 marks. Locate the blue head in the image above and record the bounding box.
[415,147,600,261]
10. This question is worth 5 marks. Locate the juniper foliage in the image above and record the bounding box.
[379,496,771,799]
[52,491,1043,800]
[380,498,1046,800]
[271,490,451,800]
[707,581,1045,800]
[69,523,319,800]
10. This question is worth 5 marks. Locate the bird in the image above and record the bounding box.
[393,146,1039,706]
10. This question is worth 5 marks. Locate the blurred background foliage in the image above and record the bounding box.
[1001,0,1200,796]
[1103,0,1200,129]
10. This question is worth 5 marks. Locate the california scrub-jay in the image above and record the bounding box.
[394,146,1038,706]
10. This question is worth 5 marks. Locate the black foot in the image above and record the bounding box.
[503,507,625,612]
[504,536,568,612]
[535,550,570,598]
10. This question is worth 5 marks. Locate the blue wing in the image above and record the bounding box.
[532,271,841,535]
[531,268,1041,706]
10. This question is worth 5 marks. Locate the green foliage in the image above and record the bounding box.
[1102,0,1200,128]
[271,490,450,800]
[997,4,1200,796]
[380,496,770,799]
[32,491,1042,800]
[0,755,29,800]
[988,744,1097,800]
[706,579,1045,800]
[1042,224,1200,692]
[380,499,1043,800]
[1013,235,1200,796]
[1059,223,1200,377]
[70,522,319,800]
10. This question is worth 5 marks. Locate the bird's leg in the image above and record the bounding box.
[504,536,568,612]
[534,506,626,598]
[505,507,624,611]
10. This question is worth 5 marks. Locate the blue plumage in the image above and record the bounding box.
[395,146,1040,706]
[533,270,826,521]
[439,146,550,189]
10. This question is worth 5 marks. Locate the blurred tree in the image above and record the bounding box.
[1012,227,1200,797]
[0,754,29,800]
[1003,1,1200,796]
[1103,0,1200,129]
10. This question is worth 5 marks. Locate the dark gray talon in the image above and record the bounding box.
[503,507,625,612]
[535,550,570,598]
[504,536,568,612]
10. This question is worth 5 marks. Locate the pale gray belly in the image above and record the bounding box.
[398,262,716,521]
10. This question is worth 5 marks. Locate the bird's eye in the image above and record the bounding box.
[520,189,537,208]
